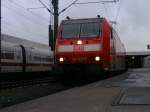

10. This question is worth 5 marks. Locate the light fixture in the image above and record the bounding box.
[97,15,100,18]
[77,40,82,45]
[66,16,70,20]
[59,57,64,62]
[105,67,108,71]
[95,56,100,61]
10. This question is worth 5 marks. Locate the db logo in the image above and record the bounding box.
[73,45,84,51]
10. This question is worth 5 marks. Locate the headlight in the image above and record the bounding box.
[59,57,64,62]
[77,40,82,45]
[95,56,100,61]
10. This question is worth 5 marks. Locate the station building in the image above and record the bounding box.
[126,52,150,68]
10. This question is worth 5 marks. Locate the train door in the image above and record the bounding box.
[14,45,22,72]
[20,45,26,72]
[26,48,34,72]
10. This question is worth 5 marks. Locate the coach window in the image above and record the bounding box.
[6,52,14,59]
[2,52,14,59]
[41,57,45,62]
[34,56,41,62]
[15,50,21,60]
[17,54,20,60]
[1,52,5,59]
[48,56,53,62]
[29,55,32,61]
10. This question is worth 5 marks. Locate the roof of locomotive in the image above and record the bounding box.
[61,17,104,24]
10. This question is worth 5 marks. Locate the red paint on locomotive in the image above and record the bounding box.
[55,17,126,72]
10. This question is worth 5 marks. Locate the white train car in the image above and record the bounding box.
[25,46,53,72]
[1,40,54,73]
[143,56,150,68]
[1,41,23,72]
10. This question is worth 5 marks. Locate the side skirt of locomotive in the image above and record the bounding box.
[53,64,108,81]
[53,63,127,84]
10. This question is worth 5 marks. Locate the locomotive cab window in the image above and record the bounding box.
[61,22,100,38]
[80,22,100,37]
[62,24,80,38]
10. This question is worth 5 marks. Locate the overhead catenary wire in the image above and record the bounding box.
[20,0,54,25]
[114,0,123,23]
[74,0,119,5]
[58,0,119,16]
[103,3,109,19]
[38,0,79,15]
[2,19,48,40]
[2,24,48,43]
[25,0,53,14]
[2,3,48,28]
[110,0,123,28]
[2,0,122,42]
[2,26,48,44]
[38,0,54,15]
[62,0,119,22]
[97,0,121,27]
[27,6,45,10]
[49,0,54,25]
[2,0,50,44]
[58,0,79,15]
[6,0,49,24]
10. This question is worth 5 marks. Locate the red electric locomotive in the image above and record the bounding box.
[55,16,126,74]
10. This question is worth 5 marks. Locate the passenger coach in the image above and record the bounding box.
[1,41,54,74]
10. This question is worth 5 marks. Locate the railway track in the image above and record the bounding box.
[0,77,55,90]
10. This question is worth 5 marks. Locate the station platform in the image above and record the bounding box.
[1,68,150,112]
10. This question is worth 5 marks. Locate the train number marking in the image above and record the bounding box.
[73,45,84,51]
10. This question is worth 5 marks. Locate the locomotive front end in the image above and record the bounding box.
[56,39,102,65]
[55,18,108,73]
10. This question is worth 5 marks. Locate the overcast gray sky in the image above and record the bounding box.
[1,0,150,51]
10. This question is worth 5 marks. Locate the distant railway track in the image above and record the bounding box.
[0,77,55,90]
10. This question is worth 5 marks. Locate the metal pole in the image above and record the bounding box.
[0,16,1,72]
[49,0,54,50]
[52,0,59,49]
[49,24,54,49]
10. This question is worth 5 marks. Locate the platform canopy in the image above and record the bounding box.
[126,51,150,56]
